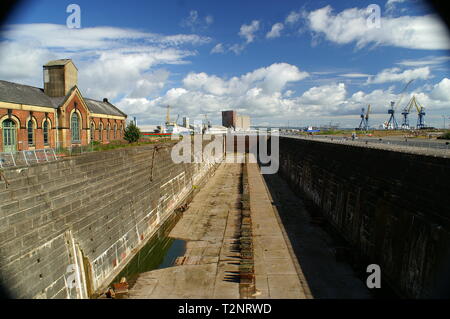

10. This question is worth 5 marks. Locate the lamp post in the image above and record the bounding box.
[442,115,447,130]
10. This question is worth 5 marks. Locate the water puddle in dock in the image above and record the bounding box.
[111,212,187,290]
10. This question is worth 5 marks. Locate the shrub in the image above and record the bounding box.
[437,131,450,140]
[124,122,141,143]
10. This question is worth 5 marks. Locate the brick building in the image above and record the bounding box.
[0,59,127,153]
[222,110,237,128]
[222,110,251,130]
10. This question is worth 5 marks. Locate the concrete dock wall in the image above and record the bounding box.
[278,137,450,298]
[0,137,222,299]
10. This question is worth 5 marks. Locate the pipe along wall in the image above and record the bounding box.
[277,136,450,298]
[0,136,224,299]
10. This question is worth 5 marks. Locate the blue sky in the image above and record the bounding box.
[1,0,449,128]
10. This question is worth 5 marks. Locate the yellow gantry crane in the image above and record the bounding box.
[387,79,415,130]
[401,96,426,129]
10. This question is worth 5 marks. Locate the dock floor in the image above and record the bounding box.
[129,157,309,299]
[129,156,370,299]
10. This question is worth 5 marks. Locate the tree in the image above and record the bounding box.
[124,122,141,143]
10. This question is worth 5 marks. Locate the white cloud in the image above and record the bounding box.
[1,24,211,49]
[0,23,210,100]
[396,56,450,67]
[386,0,407,6]
[266,23,284,39]
[340,73,371,78]
[117,69,450,127]
[128,69,170,99]
[205,15,214,25]
[182,63,309,96]
[226,20,261,55]
[385,0,408,13]
[430,78,450,101]
[180,10,214,31]
[118,63,310,122]
[0,41,56,86]
[285,11,301,25]
[229,43,246,55]
[79,49,189,100]
[306,5,450,50]
[299,83,346,106]
[367,67,431,84]
[182,10,199,28]
[239,20,260,43]
[210,43,224,54]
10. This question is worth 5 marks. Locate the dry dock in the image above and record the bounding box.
[129,156,308,299]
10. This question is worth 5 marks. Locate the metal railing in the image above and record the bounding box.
[283,134,450,157]
[0,149,58,168]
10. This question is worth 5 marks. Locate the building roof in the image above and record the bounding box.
[44,59,76,68]
[84,98,127,117]
[0,80,126,117]
[0,80,58,108]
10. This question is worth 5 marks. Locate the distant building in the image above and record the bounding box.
[0,59,127,152]
[206,125,228,135]
[236,115,251,130]
[222,110,237,128]
[183,117,190,128]
[222,110,251,130]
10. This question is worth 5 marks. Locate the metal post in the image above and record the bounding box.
[22,151,28,166]
[10,152,16,166]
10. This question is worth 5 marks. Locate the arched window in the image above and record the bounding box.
[99,123,103,142]
[43,120,49,145]
[114,124,117,139]
[2,119,17,152]
[27,119,34,146]
[71,113,80,143]
[90,122,95,142]
[107,123,111,141]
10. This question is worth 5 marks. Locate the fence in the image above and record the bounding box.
[0,149,58,168]
[285,134,450,158]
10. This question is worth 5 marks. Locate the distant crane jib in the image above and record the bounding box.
[394,79,415,111]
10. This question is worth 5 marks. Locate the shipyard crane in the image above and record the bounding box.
[401,96,427,130]
[358,108,365,130]
[204,114,211,129]
[165,105,171,125]
[414,97,426,129]
[365,104,371,131]
[358,105,371,131]
[401,99,413,130]
[386,79,414,130]
[386,101,398,130]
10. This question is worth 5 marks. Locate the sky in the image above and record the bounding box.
[0,0,449,129]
